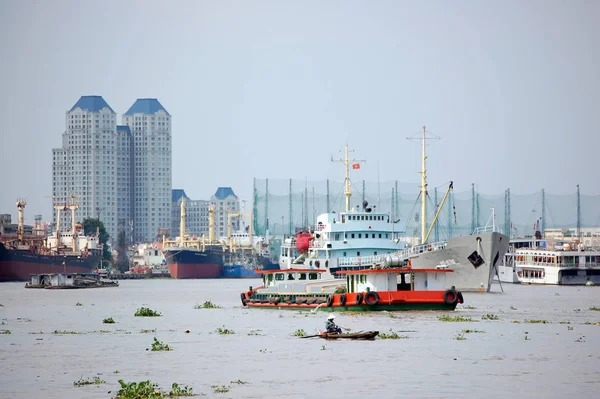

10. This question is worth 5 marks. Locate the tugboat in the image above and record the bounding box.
[240,259,464,312]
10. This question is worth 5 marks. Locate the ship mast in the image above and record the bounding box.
[67,194,79,252]
[208,203,215,244]
[16,199,26,244]
[180,197,186,246]
[420,126,427,244]
[408,126,440,244]
[331,144,365,213]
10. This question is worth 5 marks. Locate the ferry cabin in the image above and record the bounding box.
[515,249,600,285]
[279,209,406,273]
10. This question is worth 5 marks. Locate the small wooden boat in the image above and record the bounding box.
[319,331,379,340]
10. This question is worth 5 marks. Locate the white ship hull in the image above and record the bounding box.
[409,232,510,292]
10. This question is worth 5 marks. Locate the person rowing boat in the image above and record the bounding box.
[325,314,342,334]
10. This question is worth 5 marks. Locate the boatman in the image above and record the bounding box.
[325,314,342,334]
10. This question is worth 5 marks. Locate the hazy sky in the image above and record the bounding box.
[1,0,598,224]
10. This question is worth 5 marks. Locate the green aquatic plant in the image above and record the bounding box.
[291,329,306,337]
[559,321,570,324]
[0,329,11,335]
[149,337,172,351]
[140,329,157,334]
[231,380,247,385]
[134,307,161,317]
[216,326,235,335]
[103,317,115,324]
[52,330,80,334]
[454,333,466,340]
[437,315,475,322]
[115,380,195,398]
[321,345,327,350]
[525,319,549,324]
[509,306,517,310]
[212,385,230,393]
[462,329,485,334]
[75,302,83,307]
[567,326,574,331]
[91,330,111,334]
[247,329,262,336]
[73,376,105,387]
[378,329,408,339]
[482,314,499,320]
[461,305,477,309]
[588,306,600,311]
[194,301,221,309]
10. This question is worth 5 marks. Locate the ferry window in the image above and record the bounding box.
[351,233,355,238]
[268,274,274,282]
[372,233,375,238]
[357,251,360,256]
[385,234,389,238]
[335,233,340,240]
[358,233,362,238]
[275,273,284,281]
[379,233,382,238]
[287,273,295,280]
[374,252,377,256]
[343,252,346,256]
[309,273,318,280]
[299,273,306,280]
[361,216,365,220]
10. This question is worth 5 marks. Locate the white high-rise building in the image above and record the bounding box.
[122,99,172,243]
[52,96,121,242]
[210,187,240,238]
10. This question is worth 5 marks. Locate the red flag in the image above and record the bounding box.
[352,163,360,169]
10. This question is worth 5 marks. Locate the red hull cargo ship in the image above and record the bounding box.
[163,246,223,279]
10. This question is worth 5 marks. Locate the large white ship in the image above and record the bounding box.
[498,236,600,285]
[278,128,510,292]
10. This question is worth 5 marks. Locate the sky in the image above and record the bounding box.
[0,0,598,224]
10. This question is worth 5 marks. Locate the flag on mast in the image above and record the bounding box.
[352,163,360,169]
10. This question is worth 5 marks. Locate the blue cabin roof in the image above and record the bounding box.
[125,98,170,116]
[214,187,237,199]
[69,95,115,113]
[172,189,189,203]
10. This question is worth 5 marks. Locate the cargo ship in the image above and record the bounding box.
[0,198,103,282]
[162,198,279,279]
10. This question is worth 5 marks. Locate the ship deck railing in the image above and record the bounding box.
[336,240,448,267]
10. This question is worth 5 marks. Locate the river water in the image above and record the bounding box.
[0,280,599,398]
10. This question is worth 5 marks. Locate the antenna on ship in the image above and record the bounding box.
[331,144,366,213]
[408,126,440,244]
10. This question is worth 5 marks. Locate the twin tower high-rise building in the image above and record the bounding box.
[52,95,172,245]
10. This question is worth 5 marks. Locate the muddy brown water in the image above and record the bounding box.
[1,280,599,398]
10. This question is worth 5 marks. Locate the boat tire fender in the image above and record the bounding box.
[365,292,380,306]
[443,289,458,305]
[240,293,248,306]
[355,292,363,305]
[340,294,347,306]
[457,291,464,304]
[326,295,334,307]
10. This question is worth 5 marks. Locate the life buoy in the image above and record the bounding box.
[457,291,464,304]
[326,295,334,307]
[340,294,347,306]
[365,292,380,306]
[240,292,247,306]
[355,292,363,305]
[443,289,458,305]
